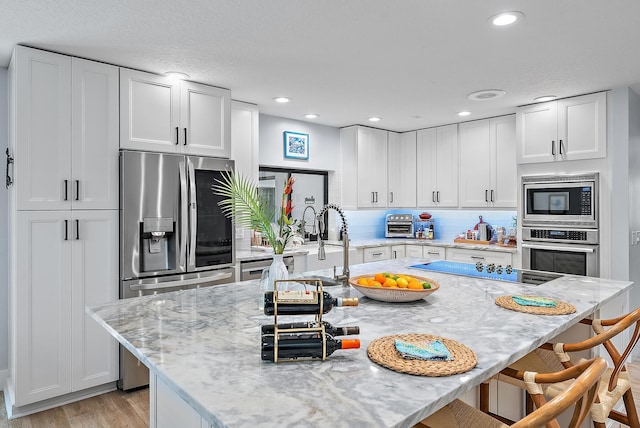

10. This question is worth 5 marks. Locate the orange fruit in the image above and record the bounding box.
[396,277,409,288]
[383,278,397,288]
[408,281,423,290]
[357,277,369,286]
[374,273,386,284]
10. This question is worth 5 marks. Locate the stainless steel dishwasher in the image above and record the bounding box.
[240,256,295,281]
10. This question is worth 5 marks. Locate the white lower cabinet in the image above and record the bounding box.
[405,245,424,258]
[363,246,392,263]
[445,247,512,267]
[423,246,446,260]
[151,373,210,428]
[11,210,118,406]
[390,245,405,259]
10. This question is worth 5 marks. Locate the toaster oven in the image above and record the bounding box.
[385,214,415,238]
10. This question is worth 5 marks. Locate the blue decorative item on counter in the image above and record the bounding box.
[394,338,453,361]
[511,295,557,307]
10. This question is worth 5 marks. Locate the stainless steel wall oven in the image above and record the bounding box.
[521,173,599,277]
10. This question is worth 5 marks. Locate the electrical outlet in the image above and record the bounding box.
[632,231,640,246]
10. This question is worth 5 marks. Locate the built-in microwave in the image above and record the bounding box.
[522,173,598,228]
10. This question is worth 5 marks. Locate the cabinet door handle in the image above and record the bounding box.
[75,219,80,240]
[175,127,179,145]
[427,251,440,256]
[5,148,14,189]
[75,180,80,201]
[184,128,188,146]
[371,192,374,203]
[485,189,488,202]
[490,189,494,202]
[64,180,68,201]
[559,139,564,155]
[393,251,397,259]
[471,255,485,261]
[551,140,556,155]
[390,192,394,204]
[372,252,383,256]
[64,220,68,241]
[432,191,435,203]
[436,191,440,203]
[375,192,378,202]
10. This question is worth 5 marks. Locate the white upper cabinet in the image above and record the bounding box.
[341,126,388,209]
[12,47,72,210]
[416,124,458,207]
[459,115,516,208]
[120,68,231,157]
[71,58,120,209]
[11,47,119,211]
[388,131,417,207]
[516,92,606,164]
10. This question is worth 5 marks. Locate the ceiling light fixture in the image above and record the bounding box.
[467,89,506,101]
[305,114,318,119]
[368,117,381,122]
[274,97,291,103]
[488,11,524,27]
[164,71,190,80]
[458,111,471,117]
[534,95,557,102]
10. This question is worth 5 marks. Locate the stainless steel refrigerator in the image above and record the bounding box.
[119,150,236,390]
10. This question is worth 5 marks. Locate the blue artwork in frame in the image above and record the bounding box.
[283,131,309,160]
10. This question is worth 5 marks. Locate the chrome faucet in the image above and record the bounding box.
[316,204,350,285]
[300,205,317,242]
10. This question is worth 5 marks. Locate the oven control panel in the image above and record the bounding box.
[522,227,598,245]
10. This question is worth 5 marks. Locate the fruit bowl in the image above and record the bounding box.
[418,212,432,220]
[348,274,440,303]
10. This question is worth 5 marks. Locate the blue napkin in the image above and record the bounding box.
[512,295,557,307]
[394,338,453,361]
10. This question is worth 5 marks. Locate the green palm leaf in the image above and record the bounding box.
[212,171,277,250]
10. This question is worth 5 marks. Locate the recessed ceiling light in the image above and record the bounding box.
[274,97,291,103]
[468,89,506,101]
[368,117,381,122]
[305,114,318,119]
[488,11,524,27]
[458,111,471,117]
[164,71,190,80]
[534,95,557,102]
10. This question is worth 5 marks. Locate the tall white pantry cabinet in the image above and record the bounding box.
[6,46,119,413]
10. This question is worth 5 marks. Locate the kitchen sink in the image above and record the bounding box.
[409,260,562,285]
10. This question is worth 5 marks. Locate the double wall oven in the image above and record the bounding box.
[521,173,599,277]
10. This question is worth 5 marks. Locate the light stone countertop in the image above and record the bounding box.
[88,258,632,428]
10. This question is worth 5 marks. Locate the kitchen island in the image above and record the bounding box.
[88,258,634,428]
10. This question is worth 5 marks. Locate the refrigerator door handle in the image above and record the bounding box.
[129,271,233,291]
[178,160,188,271]
[187,160,197,270]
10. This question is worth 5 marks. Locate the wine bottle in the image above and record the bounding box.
[261,321,359,337]
[261,335,360,361]
[263,290,358,315]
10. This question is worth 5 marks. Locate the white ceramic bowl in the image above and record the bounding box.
[348,274,440,303]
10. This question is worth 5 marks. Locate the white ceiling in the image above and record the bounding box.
[2,1,640,132]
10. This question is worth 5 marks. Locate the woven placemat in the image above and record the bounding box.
[495,295,576,315]
[367,334,477,377]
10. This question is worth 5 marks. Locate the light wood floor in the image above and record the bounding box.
[1,361,639,427]
[0,388,148,428]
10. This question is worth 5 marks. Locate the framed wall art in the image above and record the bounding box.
[283,131,309,160]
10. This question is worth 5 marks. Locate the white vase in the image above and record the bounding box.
[267,254,289,290]
[258,254,289,310]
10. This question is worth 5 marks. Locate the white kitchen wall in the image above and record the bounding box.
[628,87,640,330]
[259,114,341,172]
[0,66,8,381]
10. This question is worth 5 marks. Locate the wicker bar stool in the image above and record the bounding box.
[416,357,607,428]
[479,307,640,428]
